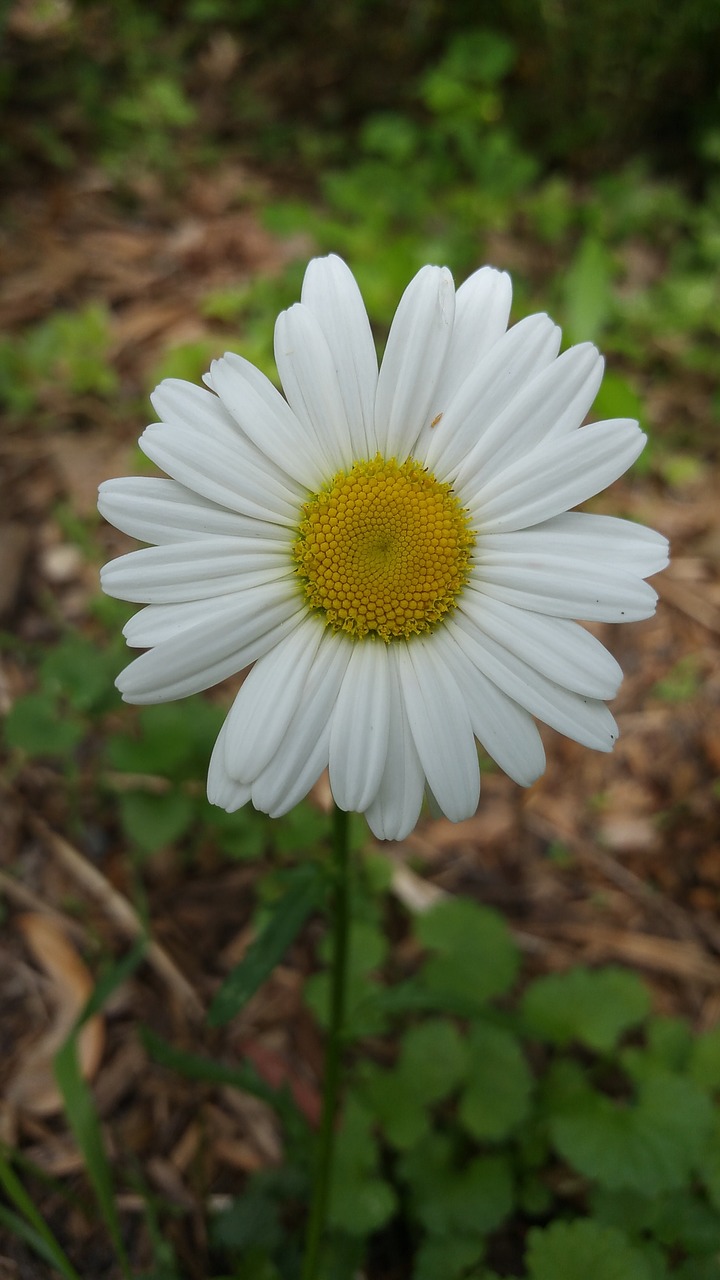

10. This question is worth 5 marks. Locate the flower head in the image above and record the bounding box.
[99,255,668,840]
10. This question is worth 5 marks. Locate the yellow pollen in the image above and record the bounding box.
[293,454,475,641]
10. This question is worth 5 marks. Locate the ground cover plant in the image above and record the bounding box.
[2,2,720,1277]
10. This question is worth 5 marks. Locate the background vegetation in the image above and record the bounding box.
[2,1,720,1277]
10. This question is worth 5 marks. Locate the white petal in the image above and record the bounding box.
[98,477,286,545]
[139,423,302,525]
[449,614,618,751]
[429,626,546,786]
[364,648,428,841]
[207,714,253,812]
[467,419,646,533]
[116,584,303,704]
[222,616,325,782]
[251,631,354,815]
[301,254,379,458]
[274,303,354,472]
[150,379,239,445]
[422,314,561,479]
[209,353,325,490]
[101,536,294,604]
[329,642,391,812]
[455,343,604,492]
[397,637,480,822]
[374,266,455,460]
[413,266,512,460]
[468,555,658,622]
[123,598,235,647]
[459,590,623,696]
[478,512,669,579]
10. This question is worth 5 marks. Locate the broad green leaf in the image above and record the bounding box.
[459,1021,532,1140]
[118,787,195,854]
[563,235,614,343]
[210,1193,282,1251]
[690,1026,720,1090]
[306,918,389,1036]
[204,805,266,860]
[400,1135,514,1237]
[645,1015,693,1071]
[412,1233,485,1280]
[360,1020,467,1149]
[40,635,120,714]
[550,1072,714,1195]
[328,1097,397,1236]
[592,369,643,424]
[415,899,519,1007]
[522,966,650,1053]
[108,701,222,776]
[526,1220,651,1280]
[698,1118,720,1212]
[209,864,323,1026]
[4,692,84,756]
[360,1063,429,1150]
[399,1019,468,1102]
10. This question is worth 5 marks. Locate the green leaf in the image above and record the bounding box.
[40,635,120,715]
[209,865,323,1026]
[118,788,195,854]
[305,918,389,1036]
[360,1063,429,1151]
[459,1021,532,1141]
[526,1220,651,1280]
[54,941,147,1280]
[690,1026,720,1090]
[412,1234,485,1280]
[204,804,266,860]
[697,1118,720,1212]
[645,1015,693,1072]
[400,1019,468,1102]
[360,1020,467,1150]
[400,1135,514,1238]
[415,898,519,1007]
[0,1158,82,1280]
[563,235,614,342]
[141,1029,287,1112]
[108,702,221,777]
[210,1193,282,1251]
[522,966,650,1053]
[550,1072,714,1195]
[4,692,84,756]
[328,1097,397,1236]
[592,370,644,424]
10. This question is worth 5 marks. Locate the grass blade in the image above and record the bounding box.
[208,864,324,1027]
[0,1152,83,1280]
[53,936,148,1280]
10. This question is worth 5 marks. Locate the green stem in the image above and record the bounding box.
[301,804,351,1280]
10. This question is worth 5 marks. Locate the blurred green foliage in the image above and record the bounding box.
[2,0,719,184]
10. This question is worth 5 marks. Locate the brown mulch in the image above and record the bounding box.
[1,166,719,1278]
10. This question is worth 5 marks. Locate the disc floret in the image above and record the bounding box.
[293,454,475,641]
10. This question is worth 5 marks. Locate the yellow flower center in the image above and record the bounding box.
[293,454,475,641]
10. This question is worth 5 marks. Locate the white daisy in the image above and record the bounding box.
[99,255,668,841]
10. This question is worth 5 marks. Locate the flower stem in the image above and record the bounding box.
[301,803,351,1280]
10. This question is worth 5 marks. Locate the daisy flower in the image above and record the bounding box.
[99,255,668,841]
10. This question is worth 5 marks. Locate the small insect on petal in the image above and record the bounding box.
[430,412,443,428]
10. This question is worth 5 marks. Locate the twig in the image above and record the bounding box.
[524,811,703,948]
[0,869,86,941]
[27,814,204,1020]
[656,576,720,636]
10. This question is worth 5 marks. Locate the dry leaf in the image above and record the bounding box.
[6,913,105,1115]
